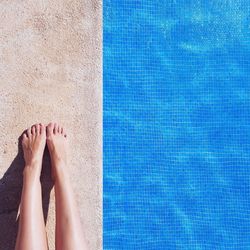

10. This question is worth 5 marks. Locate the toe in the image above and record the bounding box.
[27,127,32,138]
[22,132,28,142]
[62,127,67,137]
[35,124,40,135]
[22,133,28,147]
[58,124,61,133]
[54,123,58,134]
[31,125,36,135]
[40,123,45,135]
[46,122,54,136]
[60,126,64,134]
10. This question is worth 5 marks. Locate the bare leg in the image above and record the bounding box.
[15,124,48,250]
[46,122,88,250]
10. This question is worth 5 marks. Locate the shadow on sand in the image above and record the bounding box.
[0,133,54,250]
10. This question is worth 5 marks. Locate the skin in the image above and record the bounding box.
[15,123,88,250]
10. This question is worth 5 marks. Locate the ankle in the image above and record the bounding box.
[53,156,67,167]
[53,164,70,184]
[23,163,41,179]
[23,170,41,186]
[24,157,42,168]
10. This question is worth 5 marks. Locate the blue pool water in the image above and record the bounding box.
[104,1,250,249]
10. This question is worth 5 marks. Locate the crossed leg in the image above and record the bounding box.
[15,123,88,250]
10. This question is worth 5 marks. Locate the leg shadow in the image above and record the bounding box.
[0,134,54,250]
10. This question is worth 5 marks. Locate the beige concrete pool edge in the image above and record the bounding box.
[0,0,102,249]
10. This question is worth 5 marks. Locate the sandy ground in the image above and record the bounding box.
[0,0,102,249]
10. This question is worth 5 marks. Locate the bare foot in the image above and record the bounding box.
[22,123,46,177]
[46,122,68,181]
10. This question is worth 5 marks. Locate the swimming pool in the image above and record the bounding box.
[104,1,250,249]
